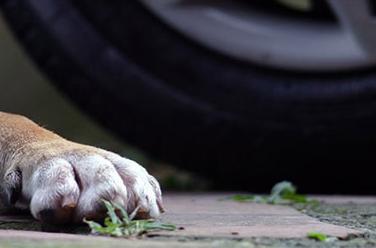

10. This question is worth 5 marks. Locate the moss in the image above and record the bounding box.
[299,202,376,231]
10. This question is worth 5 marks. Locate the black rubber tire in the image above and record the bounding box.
[1,0,376,193]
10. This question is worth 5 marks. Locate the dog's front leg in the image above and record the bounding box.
[0,112,163,223]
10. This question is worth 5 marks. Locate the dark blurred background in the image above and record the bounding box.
[2,0,376,194]
[0,14,208,191]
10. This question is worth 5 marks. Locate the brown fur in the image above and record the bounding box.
[0,111,163,223]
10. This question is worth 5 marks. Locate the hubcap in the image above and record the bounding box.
[140,0,376,71]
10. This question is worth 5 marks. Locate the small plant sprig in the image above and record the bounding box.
[307,232,337,242]
[307,232,329,242]
[229,181,319,205]
[84,200,176,238]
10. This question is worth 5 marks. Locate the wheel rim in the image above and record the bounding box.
[140,0,376,72]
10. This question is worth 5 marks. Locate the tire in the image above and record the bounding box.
[1,0,376,193]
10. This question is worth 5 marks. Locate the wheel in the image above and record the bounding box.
[1,0,376,193]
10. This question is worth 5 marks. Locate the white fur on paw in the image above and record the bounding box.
[69,154,128,221]
[103,152,163,219]
[15,148,163,223]
[26,158,80,221]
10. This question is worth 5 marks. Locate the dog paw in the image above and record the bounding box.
[1,145,164,224]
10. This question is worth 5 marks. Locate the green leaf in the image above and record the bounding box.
[307,232,329,242]
[83,219,104,233]
[146,222,176,231]
[229,194,255,202]
[103,200,121,225]
[228,181,319,207]
[84,200,176,238]
[282,193,308,203]
[104,217,121,230]
[112,201,131,224]
[269,181,296,203]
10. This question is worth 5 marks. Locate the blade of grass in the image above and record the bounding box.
[103,200,121,225]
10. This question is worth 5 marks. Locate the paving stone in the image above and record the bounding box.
[0,193,363,245]
[159,194,361,238]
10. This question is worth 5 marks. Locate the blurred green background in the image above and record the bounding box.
[0,14,208,191]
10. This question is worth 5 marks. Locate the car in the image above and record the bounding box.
[1,0,375,193]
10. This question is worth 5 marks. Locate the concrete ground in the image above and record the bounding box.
[1,193,376,248]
